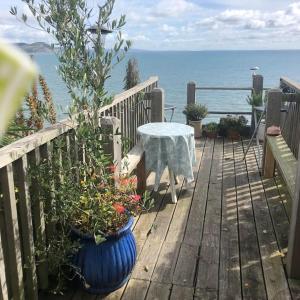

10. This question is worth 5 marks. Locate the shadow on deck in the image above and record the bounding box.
[42,138,300,300]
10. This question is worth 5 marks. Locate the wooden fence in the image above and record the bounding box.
[0,76,160,300]
[280,77,300,159]
[263,77,300,279]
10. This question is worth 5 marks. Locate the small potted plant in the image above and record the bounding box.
[183,103,208,138]
[219,115,248,140]
[204,122,219,139]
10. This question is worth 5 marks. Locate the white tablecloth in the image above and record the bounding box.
[137,122,196,189]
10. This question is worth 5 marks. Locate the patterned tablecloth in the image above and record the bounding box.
[137,122,196,190]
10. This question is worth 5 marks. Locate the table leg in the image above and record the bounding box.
[168,167,177,204]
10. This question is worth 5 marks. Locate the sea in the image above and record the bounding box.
[34,50,300,124]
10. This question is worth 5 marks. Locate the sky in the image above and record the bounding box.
[1,0,300,50]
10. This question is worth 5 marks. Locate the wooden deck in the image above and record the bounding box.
[42,138,300,300]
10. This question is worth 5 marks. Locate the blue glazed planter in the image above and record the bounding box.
[73,217,137,294]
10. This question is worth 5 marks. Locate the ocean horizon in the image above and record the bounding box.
[34,49,300,124]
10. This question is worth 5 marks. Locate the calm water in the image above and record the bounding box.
[34,50,300,123]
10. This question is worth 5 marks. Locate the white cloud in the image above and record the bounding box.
[153,0,199,18]
[197,3,300,32]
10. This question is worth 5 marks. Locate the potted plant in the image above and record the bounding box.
[34,158,153,294]
[219,115,248,140]
[204,122,219,138]
[183,103,208,138]
[69,168,153,294]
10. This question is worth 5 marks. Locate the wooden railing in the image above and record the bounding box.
[263,78,300,279]
[187,74,265,116]
[0,76,159,300]
[280,77,300,159]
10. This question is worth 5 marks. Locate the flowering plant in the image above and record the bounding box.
[69,165,153,243]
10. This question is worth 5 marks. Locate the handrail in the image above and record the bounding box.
[196,86,252,91]
[0,76,158,169]
[281,77,300,93]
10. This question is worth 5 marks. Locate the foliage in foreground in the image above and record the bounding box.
[0,74,56,147]
[11,0,140,293]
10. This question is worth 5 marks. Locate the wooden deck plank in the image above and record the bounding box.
[170,285,194,300]
[165,140,204,244]
[219,139,242,300]
[121,279,149,300]
[183,138,211,247]
[245,143,291,300]
[130,185,182,281]
[151,140,204,284]
[195,139,223,299]
[151,242,181,284]
[234,141,267,299]
[145,282,171,300]
[173,139,214,288]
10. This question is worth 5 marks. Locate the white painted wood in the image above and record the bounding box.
[169,167,177,204]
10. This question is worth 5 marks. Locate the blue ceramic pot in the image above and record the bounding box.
[73,217,136,294]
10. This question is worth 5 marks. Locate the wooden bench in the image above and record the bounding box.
[121,143,146,193]
[264,135,297,198]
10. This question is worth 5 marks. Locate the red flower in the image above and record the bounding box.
[113,203,125,214]
[120,178,129,186]
[129,177,138,184]
[108,164,116,173]
[131,194,141,202]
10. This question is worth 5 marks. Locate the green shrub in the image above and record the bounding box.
[123,58,140,90]
[183,103,208,121]
[205,122,218,132]
[219,115,248,136]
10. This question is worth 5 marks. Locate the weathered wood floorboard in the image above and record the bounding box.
[172,138,213,289]
[158,140,204,286]
[244,142,291,300]
[195,139,223,299]
[219,139,242,300]
[234,141,267,299]
[42,139,300,300]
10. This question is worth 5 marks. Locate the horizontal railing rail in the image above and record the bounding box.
[0,76,159,300]
[196,86,253,91]
[187,75,265,127]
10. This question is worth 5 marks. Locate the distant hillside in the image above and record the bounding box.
[14,42,53,53]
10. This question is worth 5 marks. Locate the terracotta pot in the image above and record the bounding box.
[227,129,240,140]
[188,120,202,138]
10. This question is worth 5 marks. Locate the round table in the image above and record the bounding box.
[137,122,196,203]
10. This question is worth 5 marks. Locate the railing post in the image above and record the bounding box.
[100,117,122,181]
[252,74,263,96]
[187,81,196,106]
[287,143,300,278]
[262,89,282,177]
[151,88,165,122]
[251,74,264,132]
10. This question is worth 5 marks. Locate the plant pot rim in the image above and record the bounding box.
[71,216,134,241]
[189,119,202,122]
